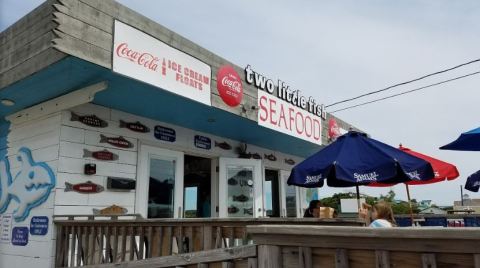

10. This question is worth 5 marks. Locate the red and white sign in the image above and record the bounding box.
[258,90,322,145]
[216,65,243,107]
[113,20,211,106]
[328,118,348,142]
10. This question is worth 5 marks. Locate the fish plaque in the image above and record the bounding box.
[215,141,232,150]
[285,158,295,165]
[264,154,277,161]
[71,112,108,128]
[119,120,150,133]
[93,205,128,215]
[154,126,176,142]
[83,149,118,161]
[99,134,133,148]
[194,135,211,150]
[65,181,104,194]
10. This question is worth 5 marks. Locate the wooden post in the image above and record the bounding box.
[258,245,282,268]
[375,250,390,268]
[405,184,414,225]
[474,254,480,268]
[248,257,258,268]
[355,185,361,212]
[421,253,437,268]
[335,249,349,268]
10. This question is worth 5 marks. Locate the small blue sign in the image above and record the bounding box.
[154,126,176,142]
[194,135,211,150]
[11,227,29,246]
[30,216,49,236]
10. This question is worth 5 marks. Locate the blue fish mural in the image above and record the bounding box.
[0,147,55,222]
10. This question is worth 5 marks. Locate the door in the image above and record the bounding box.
[136,145,184,218]
[280,170,302,218]
[264,169,281,217]
[218,158,263,218]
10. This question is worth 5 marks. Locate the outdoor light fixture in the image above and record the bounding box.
[1,99,15,106]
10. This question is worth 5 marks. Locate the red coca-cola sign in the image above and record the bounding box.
[216,65,243,107]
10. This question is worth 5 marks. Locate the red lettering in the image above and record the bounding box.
[278,104,287,129]
[288,108,295,131]
[304,115,312,137]
[295,112,304,134]
[269,99,277,125]
[115,42,158,71]
[259,96,268,122]
[313,119,321,140]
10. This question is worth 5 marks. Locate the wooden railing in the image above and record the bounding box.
[54,216,364,267]
[248,225,480,268]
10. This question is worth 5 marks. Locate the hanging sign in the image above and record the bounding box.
[194,135,211,150]
[119,120,150,133]
[71,112,108,128]
[216,65,243,107]
[154,125,176,142]
[113,20,211,106]
[65,181,104,194]
[99,134,134,148]
[83,149,118,161]
[30,216,48,236]
[11,227,29,246]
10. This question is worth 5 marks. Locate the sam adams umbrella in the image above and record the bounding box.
[465,170,480,192]
[288,131,435,210]
[440,127,480,151]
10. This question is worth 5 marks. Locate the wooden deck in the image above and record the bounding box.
[54,216,364,267]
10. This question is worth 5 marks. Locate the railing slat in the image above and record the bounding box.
[203,225,213,250]
[70,225,77,267]
[55,225,64,266]
[63,226,70,266]
[335,249,349,268]
[120,226,127,262]
[422,253,437,268]
[89,226,97,265]
[375,250,390,268]
[97,226,104,264]
[76,226,83,266]
[299,247,312,268]
[248,257,258,268]
[475,254,480,268]
[215,227,222,249]
[129,226,135,261]
[258,245,282,268]
[147,226,153,258]
[164,226,173,256]
[105,226,111,263]
[138,226,145,259]
[83,226,90,265]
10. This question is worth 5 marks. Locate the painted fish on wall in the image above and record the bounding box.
[65,181,104,193]
[71,112,108,128]
[99,134,133,148]
[119,120,150,133]
[83,149,118,161]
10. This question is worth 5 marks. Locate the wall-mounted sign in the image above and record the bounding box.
[93,205,128,215]
[113,20,211,106]
[99,134,134,148]
[257,90,322,145]
[107,177,136,190]
[65,181,104,194]
[71,112,108,128]
[30,216,48,236]
[194,135,211,150]
[154,125,176,142]
[83,149,118,161]
[11,227,28,246]
[215,141,232,150]
[285,158,296,165]
[1,215,12,242]
[119,120,150,133]
[216,65,243,107]
[328,118,348,142]
[0,147,56,222]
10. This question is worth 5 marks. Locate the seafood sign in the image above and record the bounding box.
[119,120,150,133]
[83,149,118,161]
[0,147,56,222]
[71,112,108,128]
[99,134,134,148]
[65,181,104,193]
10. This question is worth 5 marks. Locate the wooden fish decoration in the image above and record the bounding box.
[244,208,253,215]
[71,112,108,128]
[238,153,252,159]
[228,206,239,214]
[65,181,104,194]
[215,141,232,150]
[93,204,128,215]
[251,153,262,159]
[264,154,277,161]
[99,134,133,148]
[233,194,249,202]
[119,120,150,133]
[285,158,295,165]
[83,149,118,161]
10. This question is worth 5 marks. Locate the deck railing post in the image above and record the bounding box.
[258,245,282,268]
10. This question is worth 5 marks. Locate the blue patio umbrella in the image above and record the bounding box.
[465,170,480,192]
[440,127,480,151]
[287,131,435,209]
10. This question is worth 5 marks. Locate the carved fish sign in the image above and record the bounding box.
[0,148,56,222]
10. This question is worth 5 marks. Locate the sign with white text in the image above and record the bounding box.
[113,20,211,106]
[258,90,322,145]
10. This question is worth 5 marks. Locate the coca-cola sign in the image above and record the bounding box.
[216,65,243,107]
[113,20,211,106]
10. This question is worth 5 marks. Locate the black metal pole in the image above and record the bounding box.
[461,185,464,206]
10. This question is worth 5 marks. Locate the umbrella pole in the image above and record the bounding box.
[405,184,414,226]
[356,185,361,212]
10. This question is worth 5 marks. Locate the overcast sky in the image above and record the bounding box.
[2,0,480,206]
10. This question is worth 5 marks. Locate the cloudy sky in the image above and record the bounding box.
[2,1,480,206]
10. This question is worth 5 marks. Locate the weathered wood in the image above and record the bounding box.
[89,225,97,264]
[56,0,113,33]
[55,225,65,266]
[80,245,257,268]
[375,250,390,268]
[198,263,209,268]
[222,261,234,268]
[475,254,480,268]
[77,226,84,266]
[146,226,153,258]
[203,226,213,250]
[163,226,173,256]
[97,226,105,264]
[422,253,436,268]
[298,247,312,268]
[248,257,258,268]
[53,29,110,68]
[105,226,111,263]
[215,227,223,249]
[335,249,349,268]
[129,226,135,261]
[69,225,77,266]
[138,226,145,259]
[120,226,127,262]
[258,245,282,268]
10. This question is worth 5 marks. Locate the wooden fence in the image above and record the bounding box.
[54,216,364,267]
[248,225,480,268]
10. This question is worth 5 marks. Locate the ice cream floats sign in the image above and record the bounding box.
[113,20,211,106]
[245,65,326,145]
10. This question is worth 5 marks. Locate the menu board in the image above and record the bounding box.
[227,167,254,217]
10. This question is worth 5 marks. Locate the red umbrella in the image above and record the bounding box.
[372,145,460,224]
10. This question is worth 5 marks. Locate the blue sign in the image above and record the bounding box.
[30,216,49,235]
[11,227,29,246]
[0,147,56,222]
[154,126,176,142]
[194,135,211,150]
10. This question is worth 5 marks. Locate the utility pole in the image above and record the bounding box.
[460,185,464,206]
